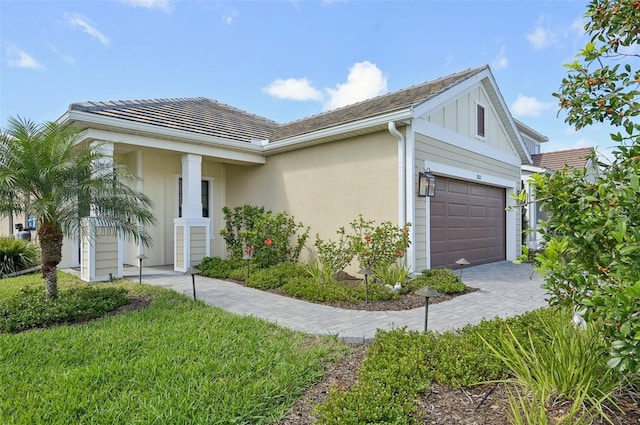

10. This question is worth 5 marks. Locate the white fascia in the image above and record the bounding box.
[64,110,265,157]
[411,68,532,165]
[79,128,266,164]
[263,109,412,154]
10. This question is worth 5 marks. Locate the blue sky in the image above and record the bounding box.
[0,0,618,155]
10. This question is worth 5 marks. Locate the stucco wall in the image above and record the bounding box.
[132,147,226,266]
[224,131,399,262]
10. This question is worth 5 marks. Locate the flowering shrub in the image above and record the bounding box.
[313,215,411,278]
[347,215,411,270]
[221,206,309,269]
[312,228,353,281]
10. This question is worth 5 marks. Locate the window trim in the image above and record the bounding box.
[176,176,214,231]
[475,101,487,140]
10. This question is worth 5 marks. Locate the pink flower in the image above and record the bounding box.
[397,250,404,258]
[265,238,273,246]
[246,246,252,255]
[364,235,371,243]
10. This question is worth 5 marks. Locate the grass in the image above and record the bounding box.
[0,273,349,424]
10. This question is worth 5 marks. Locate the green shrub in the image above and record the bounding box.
[0,285,130,333]
[220,205,310,268]
[316,308,560,423]
[197,256,245,279]
[485,307,624,424]
[372,262,411,287]
[282,277,359,303]
[408,268,466,294]
[247,262,307,290]
[0,237,39,276]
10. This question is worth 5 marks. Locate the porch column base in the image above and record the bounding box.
[80,218,124,282]
[174,217,210,273]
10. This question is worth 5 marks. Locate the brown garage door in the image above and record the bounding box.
[430,177,506,269]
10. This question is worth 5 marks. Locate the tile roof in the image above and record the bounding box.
[69,97,280,143]
[270,65,488,141]
[531,147,594,171]
[68,66,489,145]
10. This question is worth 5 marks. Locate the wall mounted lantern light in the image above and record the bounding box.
[418,169,436,197]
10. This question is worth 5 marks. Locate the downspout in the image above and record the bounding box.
[388,121,407,263]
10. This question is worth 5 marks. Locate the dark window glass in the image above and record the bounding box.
[477,104,485,137]
[178,178,210,218]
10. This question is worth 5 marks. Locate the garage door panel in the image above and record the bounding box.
[430,177,506,269]
[469,206,487,218]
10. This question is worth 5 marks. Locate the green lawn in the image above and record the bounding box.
[0,273,348,424]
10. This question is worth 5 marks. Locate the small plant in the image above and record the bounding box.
[220,205,265,259]
[196,256,245,279]
[0,237,39,276]
[313,230,353,280]
[347,216,411,270]
[409,268,466,294]
[283,276,359,303]
[372,262,411,289]
[247,262,307,290]
[0,285,129,333]
[482,308,624,424]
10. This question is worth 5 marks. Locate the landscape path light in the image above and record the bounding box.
[243,246,253,281]
[135,254,148,285]
[415,286,441,332]
[455,258,470,281]
[186,266,199,300]
[358,268,374,304]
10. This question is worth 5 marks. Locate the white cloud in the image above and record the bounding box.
[46,42,75,64]
[263,61,387,110]
[120,0,174,13]
[222,10,238,25]
[526,25,551,50]
[263,78,323,101]
[5,44,44,69]
[323,61,387,110]
[65,14,110,46]
[492,46,508,70]
[511,94,554,118]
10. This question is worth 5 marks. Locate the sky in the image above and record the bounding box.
[0,0,622,156]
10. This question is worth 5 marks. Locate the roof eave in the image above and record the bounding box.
[264,108,413,154]
[62,110,264,154]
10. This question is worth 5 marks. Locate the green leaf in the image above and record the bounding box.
[607,356,622,369]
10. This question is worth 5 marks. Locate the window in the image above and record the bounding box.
[476,103,486,138]
[178,178,210,218]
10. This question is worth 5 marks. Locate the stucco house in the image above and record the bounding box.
[3,64,548,281]
[521,146,596,250]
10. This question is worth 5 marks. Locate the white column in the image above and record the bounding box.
[174,154,210,272]
[81,140,123,281]
[182,154,203,218]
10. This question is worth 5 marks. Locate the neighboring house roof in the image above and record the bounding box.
[270,66,487,141]
[531,147,594,171]
[69,97,280,143]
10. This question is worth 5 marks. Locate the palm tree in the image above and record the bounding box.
[0,117,157,300]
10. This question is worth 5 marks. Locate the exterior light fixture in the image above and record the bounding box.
[186,266,199,300]
[135,254,148,284]
[455,258,470,281]
[418,169,436,197]
[359,268,374,304]
[415,286,441,332]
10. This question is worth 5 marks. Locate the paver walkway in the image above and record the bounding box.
[117,261,548,343]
